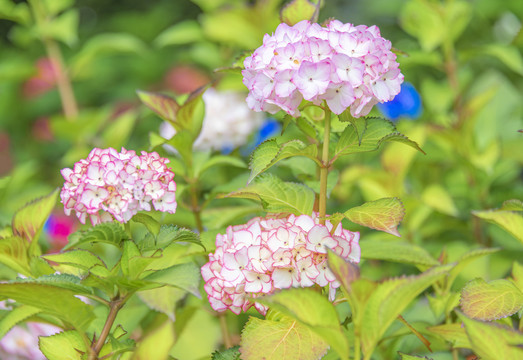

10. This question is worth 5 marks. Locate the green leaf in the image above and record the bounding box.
[224,174,315,215]
[339,110,366,145]
[473,206,523,244]
[400,0,444,51]
[132,320,175,360]
[65,222,127,250]
[13,274,94,295]
[360,240,439,266]
[177,87,206,136]
[132,213,161,238]
[42,249,106,272]
[121,240,143,278]
[154,20,204,47]
[334,117,424,159]
[12,189,58,244]
[258,288,349,359]
[212,346,241,360]
[0,1,31,24]
[482,44,523,76]
[458,312,523,359]
[42,9,79,46]
[139,225,202,251]
[39,330,86,360]
[100,110,137,149]
[137,90,180,125]
[248,139,319,183]
[295,116,318,139]
[240,317,328,360]
[460,278,523,321]
[360,264,452,357]
[501,199,523,212]
[142,262,201,298]
[327,249,360,298]
[513,262,523,292]
[0,235,31,276]
[0,305,41,339]
[280,0,320,26]
[42,0,74,16]
[138,286,186,321]
[427,323,471,349]
[0,283,94,331]
[344,197,405,237]
[202,205,262,230]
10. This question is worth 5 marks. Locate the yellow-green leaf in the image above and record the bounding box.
[360,240,439,266]
[280,0,319,26]
[344,197,405,237]
[137,90,180,125]
[473,205,523,244]
[460,278,523,321]
[39,330,85,360]
[427,323,471,349]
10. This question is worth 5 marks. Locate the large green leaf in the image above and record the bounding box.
[280,0,320,26]
[42,249,106,272]
[137,90,180,126]
[446,248,500,291]
[39,330,86,360]
[360,240,439,266]
[13,274,94,295]
[138,225,202,251]
[211,346,241,360]
[460,278,523,321]
[344,197,405,237]
[248,139,319,183]
[223,174,315,215]
[258,288,349,359]
[360,265,452,357]
[427,323,471,349]
[240,316,328,360]
[138,286,186,321]
[0,283,94,331]
[458,312,523,359]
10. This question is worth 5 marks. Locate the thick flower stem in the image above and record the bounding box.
[218,313,233,349]
[88,295,128,360]
[318,107,331,226]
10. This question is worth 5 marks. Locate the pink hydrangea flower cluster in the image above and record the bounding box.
[201,213,360,315]
[60,147,176,225]
[242,20,404,117]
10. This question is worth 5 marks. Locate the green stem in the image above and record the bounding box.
[318,107,331,225]
[88,294,128,360]
[354,335,361,360]
[189,180,203,233]
[218,312,233,349]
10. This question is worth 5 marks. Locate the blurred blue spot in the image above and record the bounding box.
[241,118,281,156]
[377,82,422,121]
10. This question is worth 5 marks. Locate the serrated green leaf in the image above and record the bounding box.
[360,264,452,357]
[258,288,349,359]
[39,330,86,360]
[360,240,439,266]
[501,199,523,211]
[65,222,127,250]
[13,274,94,295]
[0,283,94,331]
[427,323,471,349]
[249,139,319,183]
[121,240,142,278]
[139,225,202,251]
[142,262,201,298]
[280,0,320,26]
[240,317,328,360]
[0,305,41,339]
[458,312,523,359]
[460,278,523,321]
[137,90,180,125]
[344,197,405,237]
[132,213,161,238]
[295,116,318,139]
[473,207,523,244]
[513,262,523,292]
[0,235,31,276]
[12,189,58,245]
[224,174,315,215]
[42,249,106,272]
[138,286,186,321]
[334,117,424,159]
[446,248,500,291]
[212,346,241,360]
[339,110,366,145]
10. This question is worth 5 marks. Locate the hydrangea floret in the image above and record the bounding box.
[201,213,360,315]
[242,19,403,117]
[60,147,176,225]
[160,88,264,152]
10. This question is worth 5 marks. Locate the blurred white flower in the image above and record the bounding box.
[160,88,264,152]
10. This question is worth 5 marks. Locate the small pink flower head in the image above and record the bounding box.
[60,147,176,226]
[242,20,403,117]
[201,213,360,315]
